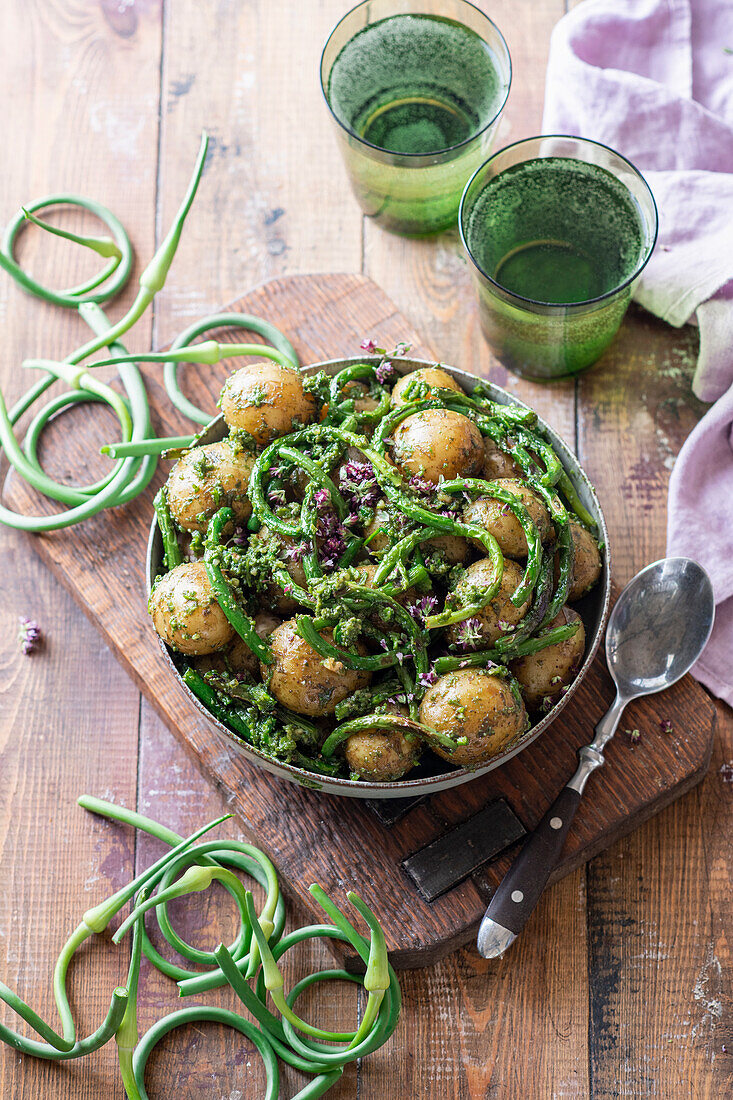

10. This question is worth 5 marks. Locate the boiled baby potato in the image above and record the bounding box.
[364,502,467,567]
[343,703,420,781]
[263,620,370,716]
[418,668,527,767]
[510,607,585,711]
[390,366,463,407]
[447,558,529,648]
[219,361,316,445]
[559,518,602,601]
[149,560,233,656]
[482,437,523,480]
[194,611,280,679]
[463,478,553,559]
[421,531,469,566]
[166,440,254,532]
[392,409,484,484]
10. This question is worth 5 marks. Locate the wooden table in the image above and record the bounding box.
[0,2,730,1096]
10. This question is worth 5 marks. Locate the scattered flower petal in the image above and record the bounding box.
[18,617,42,656]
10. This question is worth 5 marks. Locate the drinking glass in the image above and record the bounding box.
[459,135,658,380]
[321,0,511,237]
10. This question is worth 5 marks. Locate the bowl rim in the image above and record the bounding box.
[147,356,611,798]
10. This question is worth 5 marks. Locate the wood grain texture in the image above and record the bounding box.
[0,1,730,1098]
[0,1,160,1098]
[0,522,140,1100]
[578,311,733,1098]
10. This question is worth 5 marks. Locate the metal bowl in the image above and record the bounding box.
[147,357,611,798]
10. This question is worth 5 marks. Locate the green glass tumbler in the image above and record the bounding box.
[320,0,511,237]
[459,135,658,380]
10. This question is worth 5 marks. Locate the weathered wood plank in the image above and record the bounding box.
[578,310,733,1098]
[0,533,140,1100]
[0,2,161,1098]
[152,0,363,348]
[581,305,726,1095]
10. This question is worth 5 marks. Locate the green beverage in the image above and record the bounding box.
[329,16,505,156]
[460,137,658,380]
[321,1,511,236]
[465,158,645,304]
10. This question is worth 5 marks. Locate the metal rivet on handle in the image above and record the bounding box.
[550,817,563,830]
[511,890,524,903]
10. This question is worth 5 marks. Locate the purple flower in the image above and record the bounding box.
[314,488,330,508]
[408,595,438,626]
[315,506,347,566]
[392,342,411,357]
[375,360,394,384]
[231,526,247,546]
[284,541,310,563]
[625,728,641,747]
[659,719,674,735]
[18,617,42,656]
[339,461,380,509]
[453,617,483,650]
[418,669,438,688]
[360,338,379,353]
[409,475,434,496]
[267,487,287,506]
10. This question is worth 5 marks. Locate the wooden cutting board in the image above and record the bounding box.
[3,273,716,968]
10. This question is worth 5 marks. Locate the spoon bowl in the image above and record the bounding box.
[606,557,715,699]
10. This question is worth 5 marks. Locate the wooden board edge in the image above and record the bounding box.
[375,717,716,969]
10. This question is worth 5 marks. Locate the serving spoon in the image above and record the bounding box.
[477,556,715,959]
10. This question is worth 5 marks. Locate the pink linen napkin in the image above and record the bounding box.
[543,0,733,705]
